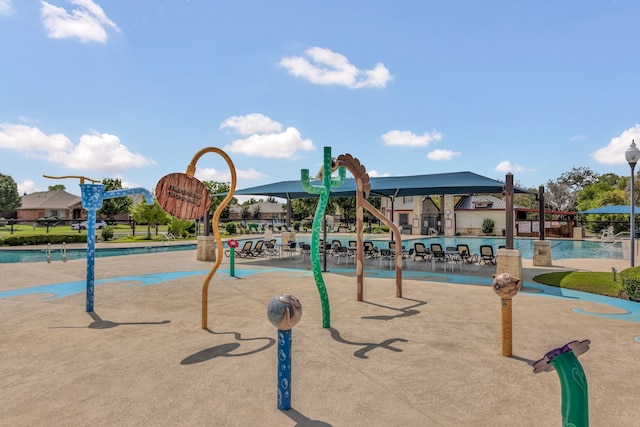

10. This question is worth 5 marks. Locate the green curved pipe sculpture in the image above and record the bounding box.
[533,339,590,427]
[301,147,345,328]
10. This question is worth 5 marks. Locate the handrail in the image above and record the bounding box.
[61,242,67,263]
[46,243,51,263]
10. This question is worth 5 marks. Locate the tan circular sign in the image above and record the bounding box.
[156,173,212,219]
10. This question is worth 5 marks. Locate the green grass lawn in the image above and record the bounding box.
[532,271,623,297]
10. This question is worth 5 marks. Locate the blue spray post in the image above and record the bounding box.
[267,294,302,410]
[44,175,154,312]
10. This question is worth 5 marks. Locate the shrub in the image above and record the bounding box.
[168,218,193,238]
[482,218,495,234]
[0,234,87,246]
[225,222,237,234]
[620,267,640,300]
[101,226,114,241]
[293,221,300,231]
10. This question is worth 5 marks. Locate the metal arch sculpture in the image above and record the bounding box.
[301,146,345,328]
[335,154,403,300]
[156,147,236,329]
[188,148,236,330]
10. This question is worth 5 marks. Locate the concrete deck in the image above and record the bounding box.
[1,248,639,426]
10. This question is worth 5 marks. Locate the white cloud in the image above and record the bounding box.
[221,114,315,159]
[368,170,390,177]
[427,149,460,161]
[18,180,38,195]
[196,167,266,183]
[591,124,640,165]
[0,0,13,16]
[220,113,283,135]
[382,129,443,147]
[279,47,393,89]
[40,0,120,43]
[0,123,154,173]
[571,134,586,142]
[495,160,526,173]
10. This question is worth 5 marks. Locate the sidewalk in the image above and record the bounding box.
[1,251,639,426]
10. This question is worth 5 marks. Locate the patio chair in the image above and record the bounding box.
[378,248,395,269]
[430,248,447,271]
[445,246,463,271]
[299,243,312,262]
[413,242,431,261]
[264,239,278,258]
[236,241,254,257]
[430,243,443,253]
[456,244,478,264]
[479,245,496,265]
[282,241,298,259]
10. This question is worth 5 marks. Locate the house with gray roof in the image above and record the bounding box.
[17,190,82,221]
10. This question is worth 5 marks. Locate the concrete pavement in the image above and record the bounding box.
[1,249,639,426]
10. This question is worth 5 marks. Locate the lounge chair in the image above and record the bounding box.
[236,240,254,257]
[378,248,395,269]
[252,240,265,256]
[480,245,496,265]
[364,241,378,259]
[456,244,478,264]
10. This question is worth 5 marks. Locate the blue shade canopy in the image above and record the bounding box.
[581,205,640,215]
[225,171,533,199]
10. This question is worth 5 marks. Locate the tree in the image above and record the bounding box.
[131,198,169,239]
[97,178,133,219]
[0,173,21,215]
[335,197,356,225]
[48,184,66,191]
[240,205,251,220]
[252,205,261,219]
[202,181,236,219]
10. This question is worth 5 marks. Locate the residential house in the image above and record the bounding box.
[17,190,83,221]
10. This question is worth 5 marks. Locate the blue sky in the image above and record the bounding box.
[2,0,640,200]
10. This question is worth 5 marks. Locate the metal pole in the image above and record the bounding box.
[538,185,545,240]
[632,164,636,267]
[505,173,514,249]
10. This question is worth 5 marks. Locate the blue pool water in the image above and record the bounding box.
[0,244,196,264]
[292,236,624,261]
[0,236,623,263]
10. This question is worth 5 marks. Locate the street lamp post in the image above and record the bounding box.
[625,140,640,267]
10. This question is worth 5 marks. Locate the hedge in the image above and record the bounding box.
[0,234,87,246]
[620,266,640,301]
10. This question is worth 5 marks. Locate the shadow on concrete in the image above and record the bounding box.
[180,329,275,364]
[509,354,536,366]
[327,327,407,359]
[361,297,427,321]
[280,408,332,426]
[87,311,171,329]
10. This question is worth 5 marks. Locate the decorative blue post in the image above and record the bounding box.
[79,185,154,312]
[277,329,292,410]
[267,294,302,410]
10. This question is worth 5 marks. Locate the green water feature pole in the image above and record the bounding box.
[533,340,590,427]
[301,147,345,328]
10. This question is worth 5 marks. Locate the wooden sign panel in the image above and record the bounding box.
[156,173,211,219]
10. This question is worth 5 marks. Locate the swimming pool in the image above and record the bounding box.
[0,244,196,264]
[0,236,623,263]
[292,236,624,261]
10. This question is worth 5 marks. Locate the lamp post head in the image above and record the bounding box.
[626,140,640,166]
